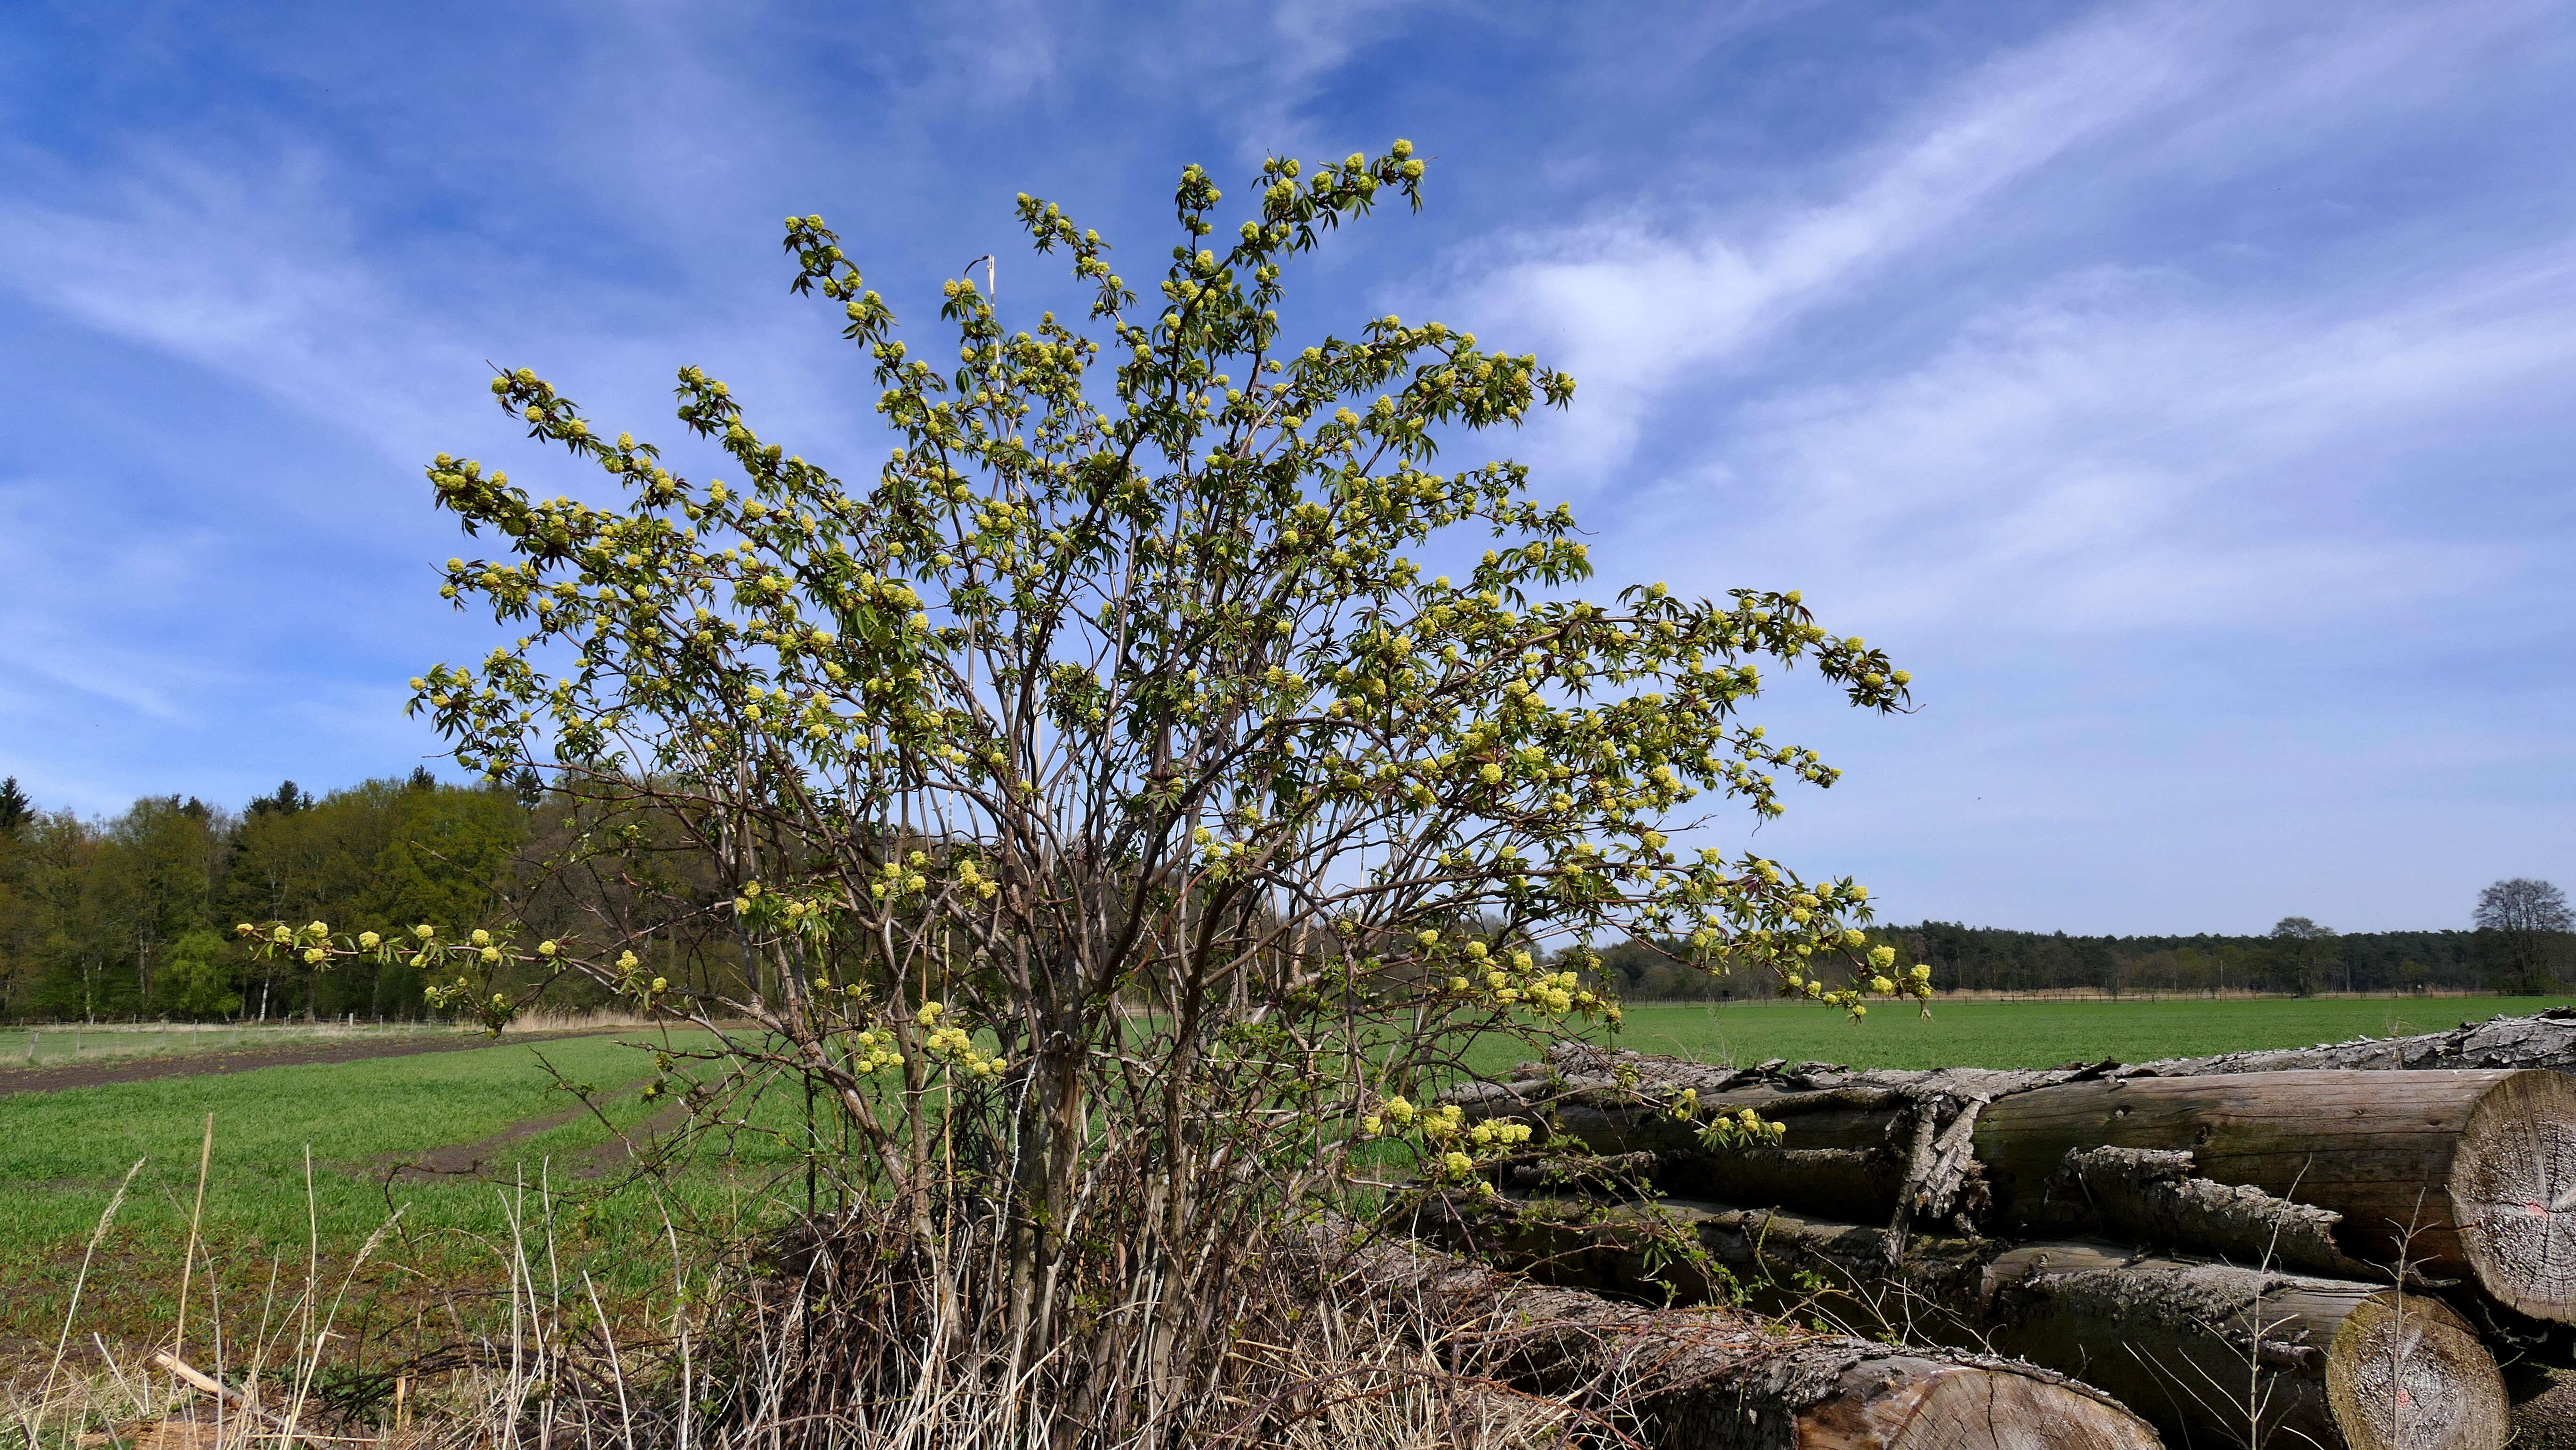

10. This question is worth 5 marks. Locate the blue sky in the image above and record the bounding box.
[1,0,2568,934]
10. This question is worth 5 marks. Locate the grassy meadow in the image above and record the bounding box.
[10,992,2572,1368]
[0,1027,803,1363]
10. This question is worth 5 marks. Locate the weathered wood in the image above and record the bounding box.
[1974,1070,2576,1321]
[1320,1224,2164,1450]
[1981,1241,2505,1450]
[2126,1006,2576,1077]
[1455,1073,1967,1227]
[1453,1054,2576,1320]
[1426,1196,2508,1450]
[2504,1361,2576,1449]
[2026,1146,2386,1282]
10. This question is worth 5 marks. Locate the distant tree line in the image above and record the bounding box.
[1591,884,2574,1001]
[3,769,2565,1015]
[0,770,749,1022]
[0,769,528,1020]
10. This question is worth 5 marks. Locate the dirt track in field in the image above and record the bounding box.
[360,1090,695,1184]
[0,1027,632,1097]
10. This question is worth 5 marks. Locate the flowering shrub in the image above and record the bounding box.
[240,143,1918,1424]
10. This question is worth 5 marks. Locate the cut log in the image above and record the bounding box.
[2505,1361,2576,1449]
[1424,1196,2509,1450]
[1974,1070,2576,1321]
[1317,1224,2164,1450]
[1478,1007,2576,1118]
[2025,1146,2386,1282]
[1453,1058,2576,1321]
[1981,1241,2505,1450]
[1454,1074,1970,1227]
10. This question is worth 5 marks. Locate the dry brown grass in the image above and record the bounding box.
[7,1159,1590,1450]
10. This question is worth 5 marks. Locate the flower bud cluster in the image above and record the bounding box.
[1425,937,1610,1022]
[916,1001,1007,1078]
[1359,1094,1537,1187]
[1665,1087,1787,1147]
[847,1029,906,1074]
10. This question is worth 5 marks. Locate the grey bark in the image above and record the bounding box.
[1423,1194,2508,1450]
[1311,1223,2162,1450]
[1451,1046,2576,1321]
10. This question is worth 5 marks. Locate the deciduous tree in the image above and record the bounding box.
[2476,878,2573,993]
[261,145,1916,1433]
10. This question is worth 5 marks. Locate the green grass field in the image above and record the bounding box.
[0,1027,805,1361]
[10,993,2570,1364]
[1454,993,2576,1079]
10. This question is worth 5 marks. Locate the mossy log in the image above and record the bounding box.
[1424,1195,2508,1450]
[1454,1060,2576,1321]
[1321,1225,2163,1450]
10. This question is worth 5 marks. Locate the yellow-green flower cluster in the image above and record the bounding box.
[848,1029,905,1074]
[1664,1087,1787,1147]
[1431,939,1607,1020]
[861,855,934,903]
[231,914,612,1034]
[917,1001,1006,1078]
[1359,1094,1538,1187]
[732,878,848,941]
[1697,1106,1788,1148]
[1658,1097,1782,1153]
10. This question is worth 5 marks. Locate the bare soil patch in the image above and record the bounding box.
[0,1028,627,1097]
[356,1082,691,1185]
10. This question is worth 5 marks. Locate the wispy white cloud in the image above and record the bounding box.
[0,149,478,472]
[1176,0,1441,161]
[1445,5,2217,470]
[909,0,1061,106]
[1628,248,2576,636]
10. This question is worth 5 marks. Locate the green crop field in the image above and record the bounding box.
[1454,993,2576,1079]
[0,1028,811,1363]
[12,993,2571,1366]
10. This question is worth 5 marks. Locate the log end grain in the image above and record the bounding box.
[1794,1357,2163,1450]
[2324,1291,2509,1450]
[2450,1069,2576,1322]
[1980,1068,2576,1322]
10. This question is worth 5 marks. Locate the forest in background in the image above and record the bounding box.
[1597,917,2569,1001]
[1,773,2564,1020]
[0,771,547,1021]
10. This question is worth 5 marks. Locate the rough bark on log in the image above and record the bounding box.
[1425,1196,2508,1450]
[1981,1241,2504,1450]
[1453,1072,1980,1229]
[2504,1361,2576,1449]
[1974,1070,2576,1322]
[1318,1224,2163,1450]
[2126,1006,2576,1077]
[2030,1146,2388,1282]
[1453,1057,2576,1321]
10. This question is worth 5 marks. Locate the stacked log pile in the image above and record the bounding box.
[1302,1221,2166,1450]
[1424,1008,2576,1450]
